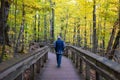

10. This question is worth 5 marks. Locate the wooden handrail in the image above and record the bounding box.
[67,45,120,80]
[0,46,49,80]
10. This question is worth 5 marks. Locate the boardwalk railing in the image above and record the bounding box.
[0,46,49,80]
[50,45,120,80]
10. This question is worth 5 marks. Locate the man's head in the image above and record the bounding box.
[57,36,61,39]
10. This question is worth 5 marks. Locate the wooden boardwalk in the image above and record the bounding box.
[36,52,82,80]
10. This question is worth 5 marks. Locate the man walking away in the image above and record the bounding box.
[54,36,65,68]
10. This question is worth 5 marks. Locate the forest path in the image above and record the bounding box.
[36,52,82,80]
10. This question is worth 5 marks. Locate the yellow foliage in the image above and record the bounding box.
[8,30,15,35]
[7,0,13,4]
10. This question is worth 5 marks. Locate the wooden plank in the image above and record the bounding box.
[36,52,82,80]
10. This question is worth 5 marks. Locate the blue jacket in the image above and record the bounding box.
[54,38,65,54]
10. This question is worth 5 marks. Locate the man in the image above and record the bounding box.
[54,36,65,68]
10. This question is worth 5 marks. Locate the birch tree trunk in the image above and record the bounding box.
[14,1,25,56]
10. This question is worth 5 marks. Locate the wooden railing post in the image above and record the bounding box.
[45,52,48,61]
[30,64,35,80]
[79,58,82,74]
[96,72,100,80]
[39,58,42,73]
[68,50,71,59]
[65,47,68,57]
[44,52,48,63]
[71,51,74,61]
[76,54,79,69]
[41,57,44,67]
[43,54,46,63]
[73,53,75,63]
[36,59,40,73]
[74,54,76,66]
[86,64,90,80]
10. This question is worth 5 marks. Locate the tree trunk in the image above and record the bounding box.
[105,20,118,57]
[34,14,37,42]
[73,22,76,46]
[109,30,120,59]
[103,17,106,53]
[21,1,25,53]
[14,1,25,56]
[84,16,87,49]
[77,18,81,47]
[38,14,40,41]
[50,0,55,43]
[14,0,17,46]
[44,14,47,42]
[90,22,92,51]
[64,10,69,41]
[84,1,87,49]
[92,0,97,53]
[60,18,64,38]
[0,0,10,46]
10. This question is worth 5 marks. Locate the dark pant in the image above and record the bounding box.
[56,54,62,67]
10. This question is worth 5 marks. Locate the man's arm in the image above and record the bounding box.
[63,42,65,48]
[62,41,65,51]
[54,41,56,48]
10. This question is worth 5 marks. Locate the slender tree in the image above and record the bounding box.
[60,18,64,38]
[84,0,87,49]
[34,14,37,42]
[64,9,69,41]
[38,14,40,41]
[73,21,76,46]
[43,0,47,42]
[77,18,81,47]
[84,16,87,48]
[90,22,92,51]
[14,0,17,46]
[93,0,100,80]
[14,0,25,56]
[50,0,55,43]
[92,0,97,53]
[21,0,25,52]
[102,0,108,55]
